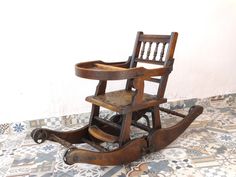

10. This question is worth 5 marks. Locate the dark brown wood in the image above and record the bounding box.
[86,90,167,114]
[31,31,204,166]
[81,138,108,152]
[119,112,132,145]
[131,120,151,131]
[88,125,119,143]
[94,116,121,129]
[132,77,144,105]
[135,58,165,65]
[139,34,170,43]
[146,42,152,59]
[152,106,161,129]
[64,138,147,166]
[131,108,150,122]
[31,125,89,144]
[146,77,161,83]
[143,67,171,78]
[160,43,167,61]
[75,61,144,80]
[147,106,203,152]
[95,63,127,71]
[49,134,74,148]
[157,59,174,98]
[159,107,186,118]
[153,42,160,60]
[89,80,107,125]
[140,41,146,59]
[129,31,144,68]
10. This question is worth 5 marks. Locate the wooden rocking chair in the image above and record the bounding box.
[31,32,203,166]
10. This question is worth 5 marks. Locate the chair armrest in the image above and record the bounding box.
[130,67,171,105]
[143,67,172,79]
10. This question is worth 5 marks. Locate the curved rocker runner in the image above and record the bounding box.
[31,31,203,166]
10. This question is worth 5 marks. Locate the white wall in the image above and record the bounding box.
[0,0,236,123]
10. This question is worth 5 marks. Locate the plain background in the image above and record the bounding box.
[0,0,236,123]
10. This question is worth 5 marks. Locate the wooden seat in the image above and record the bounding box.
[86,90,167,114]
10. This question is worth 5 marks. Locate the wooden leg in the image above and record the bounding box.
[152,106,161,129]
[89,104,100,125]
[119,112,132,146]
[89,80,107,125]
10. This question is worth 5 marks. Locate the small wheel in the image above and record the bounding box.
[31,128,48,144]
[188,105,203,116]
[188,106,196,114]
[63,147,77,165]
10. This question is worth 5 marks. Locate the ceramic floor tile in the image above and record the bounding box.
[0,93,235,176]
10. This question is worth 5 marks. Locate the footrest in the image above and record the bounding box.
[88,125,119,143]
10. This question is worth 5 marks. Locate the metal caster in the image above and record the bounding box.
[31,128,48,144]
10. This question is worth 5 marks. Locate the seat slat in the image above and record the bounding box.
[88,125,119,143]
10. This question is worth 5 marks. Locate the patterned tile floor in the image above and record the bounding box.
[0,93,236,177]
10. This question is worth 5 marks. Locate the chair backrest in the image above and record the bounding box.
[127,31,178,99]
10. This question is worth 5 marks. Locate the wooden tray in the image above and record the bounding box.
[75,60,144,80]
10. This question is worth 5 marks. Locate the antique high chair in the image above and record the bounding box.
[31,32,203,166]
